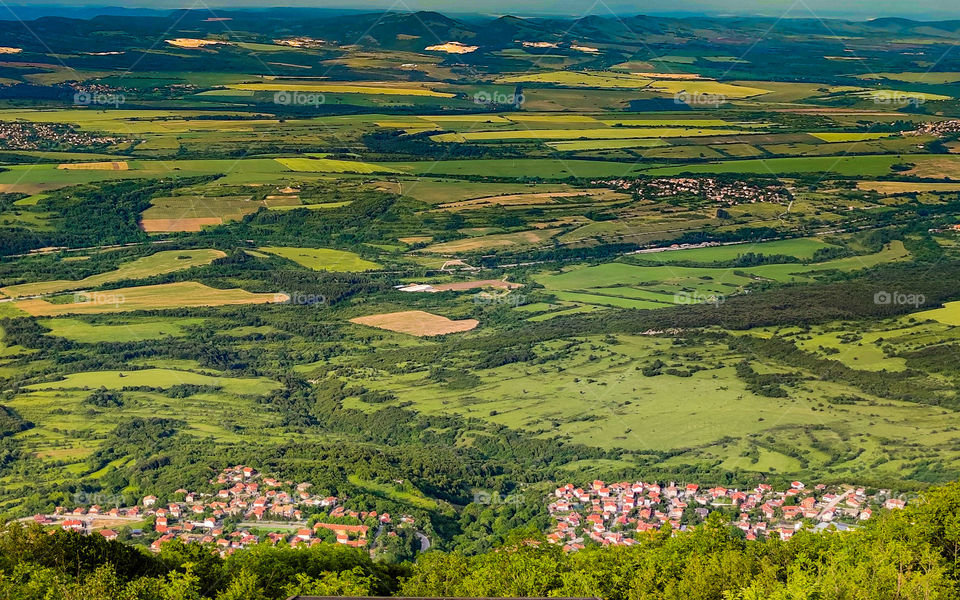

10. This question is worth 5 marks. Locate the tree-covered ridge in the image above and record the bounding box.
[5,481,960,599]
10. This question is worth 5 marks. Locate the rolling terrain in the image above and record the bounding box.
[2,7,960,584]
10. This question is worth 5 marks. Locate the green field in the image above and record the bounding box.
[14,282,283,315]
[347,474,438,510]
[259,247,381,271]
[0,158,290,189]
[386,159,652,178]
[546,139,668,151]
[276,157,399,173]
[229,82,455,97]
[26,368,280,396]
[535,242,910,308]
[38,317,201,343]
[648,79,771,98]
[495,71,653,88]
[346,331,960,479]
[810,132,894,142]
[915,301,960,326]
[630,238,837,264]
[599,119,762,127]
[385,179,573,204]
[858,72,960,84]
[432,128,758,142]
[1,250,226,298]
[644,155,915,176]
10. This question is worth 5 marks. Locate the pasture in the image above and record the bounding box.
[386,159,652,178]
[915,301,960,326]
[14,282,285,316]
[420,228,563,253]
[26,368,280,396]
[276,157,398,173]
[56,161,129,170]
[431,127,758,142]
[858,181,960,194]
[644,155,914,177]
[534,242,910,309]
[810,133,893,142]
[435,189,619,211]
[228,82,455,97]
[346,332,960,478]
[1,250,226,298]
[258,247,380,271]
[38,317,200,343]
[495,71,652,88]
[381,179,572,204]
[630,238,837,264]
[647,79,770,98]
[546,139,667,151]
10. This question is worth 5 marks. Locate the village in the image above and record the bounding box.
[31,465,423,556]
[28,469,914,557]
[905,118,960,137]
[0,120,125,151]
[546,479,909,551]
[595,176,792,206]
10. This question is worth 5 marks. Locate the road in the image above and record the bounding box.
[415,532,430,552]
[818,489,853,520]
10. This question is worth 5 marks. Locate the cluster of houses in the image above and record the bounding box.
[596,177,791,206]
[905,119,960,137]
[274,37,330,48]
[546,479,909,551]
[40,469,917,556]
[36,465,419,555]
[517,41,598,53]
[0,120,124,150]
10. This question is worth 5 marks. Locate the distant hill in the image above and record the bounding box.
[0,8,958,58]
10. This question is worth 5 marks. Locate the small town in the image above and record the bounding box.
[547,479,909,551]
[29,470,915,557]
[596,177,792,205]
[29,466,424,556]
[905,119,960,137]
[274,37,331,48]
[0,120,126,150]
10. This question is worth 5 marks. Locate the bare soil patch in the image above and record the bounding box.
[140,217,222,232]
[350,310,478,336]
[430,280,523,292]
